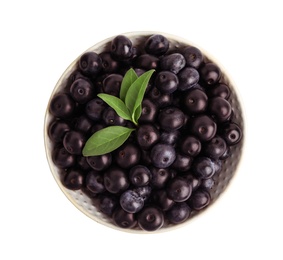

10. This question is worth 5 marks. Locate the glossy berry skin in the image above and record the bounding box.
[63,169,84,190]
[155,71,179,94]
[166,177,192,202]
[166,202,191,224]
[85,170,105,194]
[208,83,231,100]
[133,186,152,201]
[208,97,232,122]
[111,35,133,61]
[204,135,227,159]
[172,153,193,172]
[76,156,91,171]
[188,189,211,210]
[115,143,141,169]
[190,115,217,142]
[99,52,119,73]
[52,146,75,169]
[79,52,102,77]
[221,122,242,146]
[146,87,173,108]
[183,173,200,191]
[160,130,180,146]
[135,54,159,70]
[104,167,129,194]
[72,115,93,134]
[85,98,106,121]
[102,74,123,97]
[144,34,169,56]
[180,135,202,157]
[86,153,112,171]
[183,46,203,69]
[136,124,160,150]
[137,206,164,231]
[150,143,176,168]
[183,88,208,114]
[158,107,186,131]
[99,194,118,216]
[63,130,85,155]
[120,190,144,213]
[138,99,158,123]
[102,107,126,126]
[178,67,200,91]
[70,78,94,104]
[129,165,151,186]
[193,157,216,179]
[113,207,137,229]
[152,189,175,211]
[49,93,75,119]
[160,53,186,74]
[48,120,70,143]
[200,62,221,86]
[149,167,171,189]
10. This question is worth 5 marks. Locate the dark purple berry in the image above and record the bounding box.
[160,130,180,146]
[85,170,105,194]
[152,190,175,211]
[86,153,112,171]
[129,165,151,187]
[104,167,129,194]
[190,115,217,142]
[139,99,158,123]
[99,194,118,216]
[136,124,160,150]
[158,107,186,131]
[85,98,106,121]
[72,115,93,134]
[63,130,85,155]
[115,143,141,169]
[135,54,159,70]
[166,202,191,224]
[120,190,144,213]
[204,135,227,159]
[192,157,216,179]
[180,135,201,157]
[52,146,75,169]
[178,67,200,91]
[149,167,171,189]
[188,189,211,210]
[150,143,176,168]
[138,206,164,231]
[183,88,208,114]
[160,53,186,74]
[208,83,231,100]
[201,178,215,190]
[208,97,232,122]
[145,34,169,56]
[99,52,119,73]
[63,169,84,190]
[166,177,192,202]
[79,52,102,77]
[133,186,152,201]
[102,107,126,126]
[146,87,173,108]
[70,78,94,104]
[172,153,193,172]
[48,120,70,143]
[113,207,137,229]
[111,35,133,61]
[76,156,91,171]
[182,173,201,191]
[155,71,179,94]
[200,62,221,86]
[183,46,203,68]
[49,93,75,119]
[102,74,123,97]
[221,122,243,146]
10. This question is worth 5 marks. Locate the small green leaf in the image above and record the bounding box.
[125,69,155,120]
[97,93,132,121]
[120,68,138,102]
[82,126,134,156]
[132,104,142,125]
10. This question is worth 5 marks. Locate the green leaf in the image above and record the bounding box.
[132,104,142,125]
[119,68,138,102]
[82,126,134,156]
[97,93,132,121]
[125,69,155,121]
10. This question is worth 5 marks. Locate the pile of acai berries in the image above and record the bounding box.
[48,34,243,231]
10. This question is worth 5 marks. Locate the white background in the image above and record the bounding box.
[1,0,282,259]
